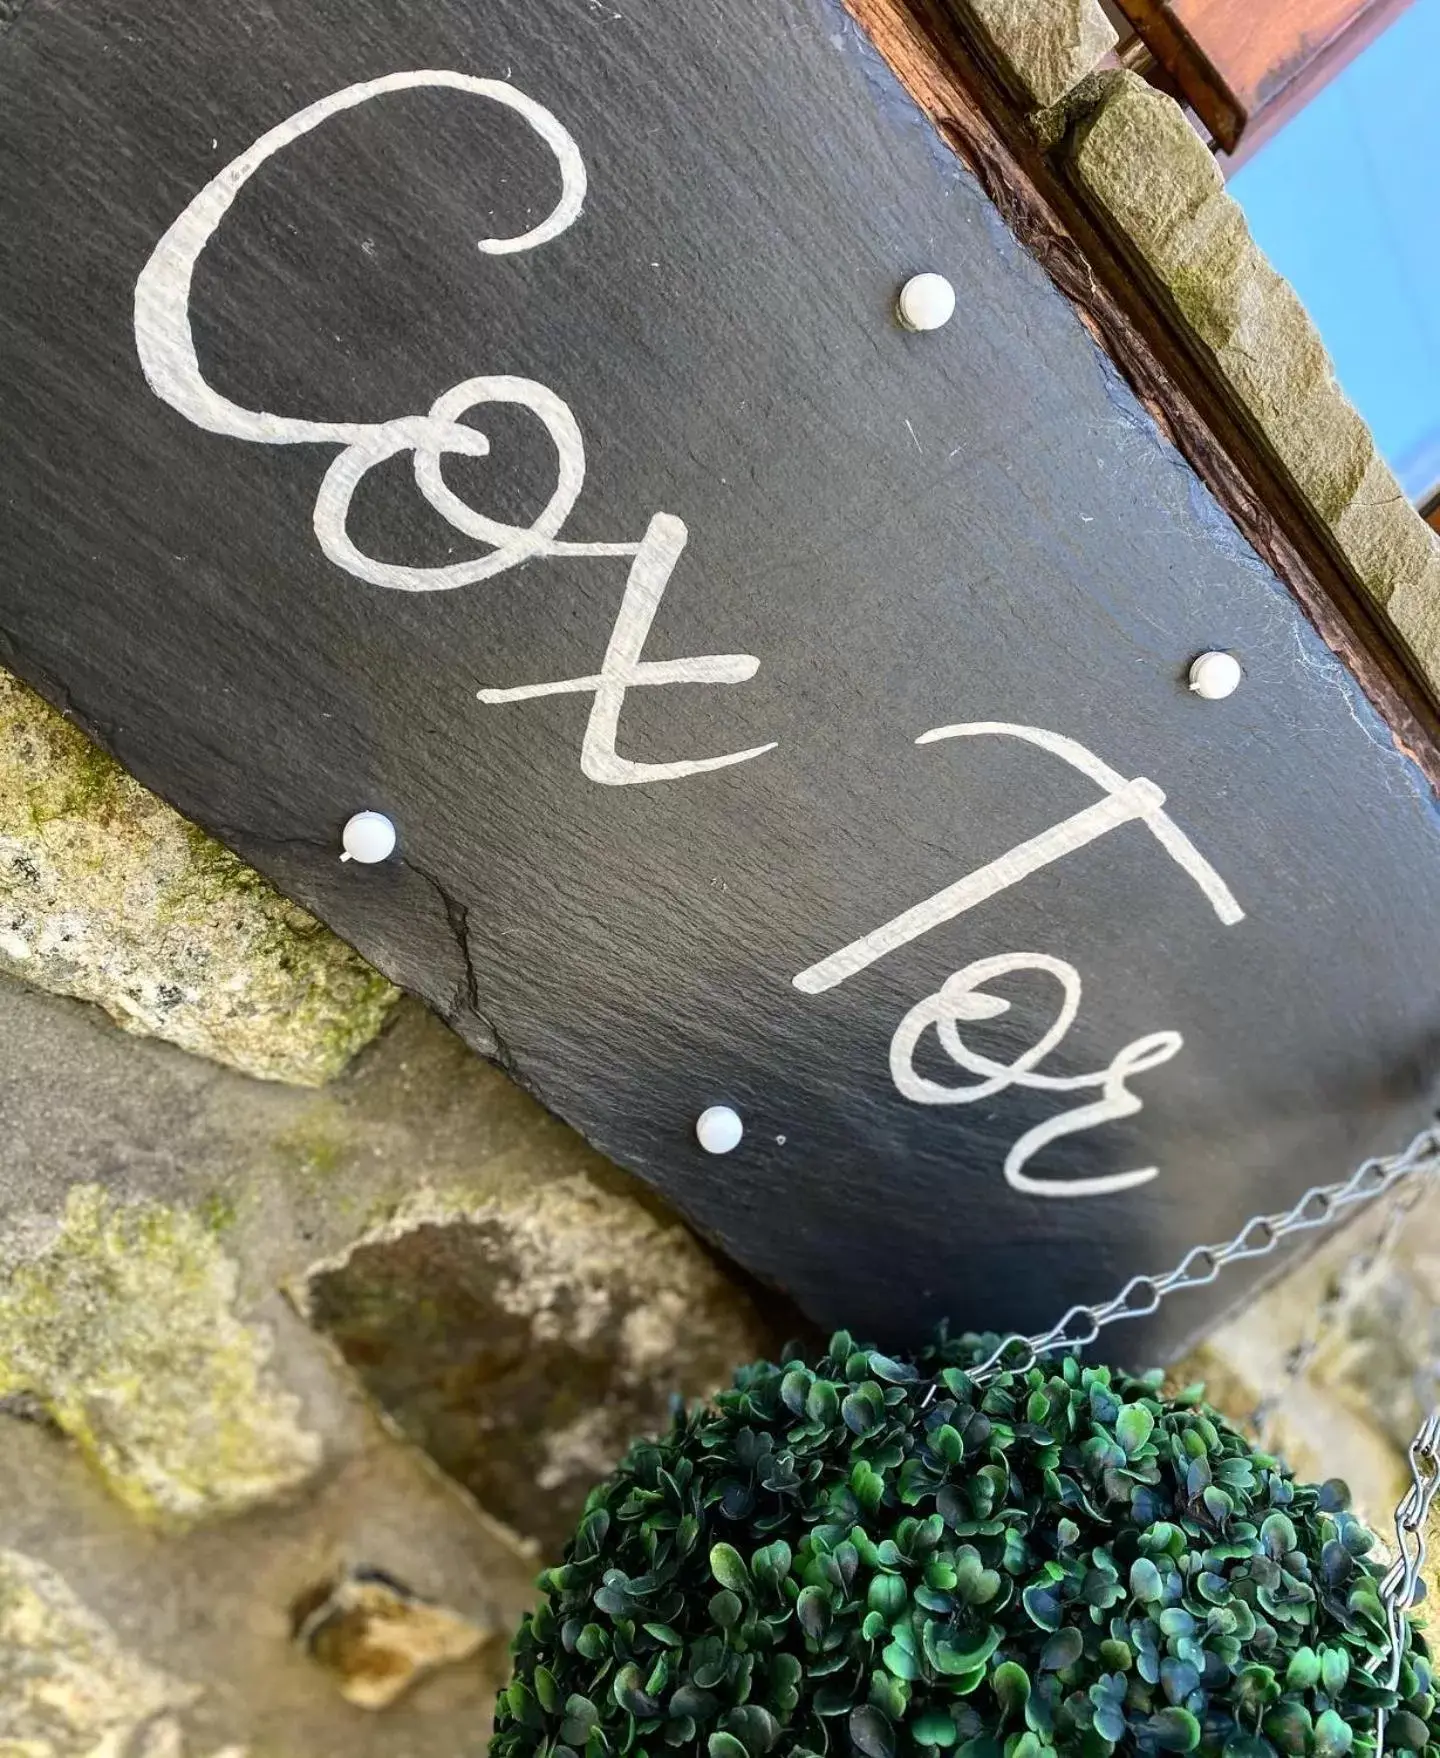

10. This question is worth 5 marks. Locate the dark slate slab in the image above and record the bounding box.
[2,0,1438,1363]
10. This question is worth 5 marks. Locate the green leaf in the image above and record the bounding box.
[913,1709,959,1749]
[710,1543,749,1593]
[807,1380,840,1424]
[1313,1711,1354,1758]
[994,1661,1032,1719]
[934,1425,964,1465]
[708,1589,742,1629]
[781,1368,811,1414]
[1263,1704,1312,1756]
[1146,1709,1201,1752]
[561,1696,600,1745]
[850,1706,896,1758]
[843,1384,885,1437]
[1116,1403,1155,1457]
[1385,1712,1433,1752]
[721,1706,780,1757]
[928,1623,1002,1676]
[953,1546,1001,1606]
[1319,1647,1350,1696]
[1022,1582,1062,1631]
[852,1461,886,1512]
[750,1540,792,1588]
[1260,1512,1298,1559]
[505,1682,544,1730]
[671,1686,718,1722]
[868,1574,908,1617]
[1129,1558,1162,1603]
[642,1624,682,1649]
[1040,1627,1083,1672]
[797,1584,831,1642]
[868,1351,919,1383]
[882,1641,920,1681]
[575,1623,608,1661]
[708,1736,750,1758]
[534,1666,561,1712]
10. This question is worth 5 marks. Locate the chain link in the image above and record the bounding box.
[1372,1414,1440,1755]
[962,1125,1440,1386]
[941,1122,1440,1756]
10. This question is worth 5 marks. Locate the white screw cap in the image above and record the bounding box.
[1188,651,1242,701]
[897,272,956,332]
[696,1105,744,1156]
[340,810,397,864]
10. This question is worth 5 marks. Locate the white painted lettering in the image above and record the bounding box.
[890,952,1182,1199]
[134,74,775,784]
[477,514,778,784]
[795,722,1242,994]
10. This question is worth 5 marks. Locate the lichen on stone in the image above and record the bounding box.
[962,0,1117,111]
[0,1186,323,1525]
[0,1545,198,1756]
[0,668,397,1084]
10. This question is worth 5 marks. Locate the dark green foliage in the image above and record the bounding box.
[493,1332,1437,1758]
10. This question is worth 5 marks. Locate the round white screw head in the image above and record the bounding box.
[1188,651,1243,701]
[696,1105,744,1156]
[340,810,397,864]
[897,272,956,332]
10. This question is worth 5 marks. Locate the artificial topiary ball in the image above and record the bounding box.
[493,1330,1437,1758]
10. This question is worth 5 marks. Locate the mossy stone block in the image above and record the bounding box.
[0,1187,323,1524]
[964,0,1117,109]
[0,669,397,1084]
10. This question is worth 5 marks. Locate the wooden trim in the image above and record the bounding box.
[1220,0,1416,167]
[844,0,1440,792]
[1109,0,1416,157]
[1108,0,1244,149]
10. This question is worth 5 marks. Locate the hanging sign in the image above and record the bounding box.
[2,0,1438,1359]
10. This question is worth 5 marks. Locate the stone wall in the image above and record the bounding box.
[0,971,779,1756]
[0,669,781,1755]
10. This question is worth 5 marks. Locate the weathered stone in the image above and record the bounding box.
[0,668,397,1084]
[0,1185,323,1524]
[1069,73,1440,696]
[0,973,782,1748]
[961,0,1117,110]
[297,1174,775,1556]
[291,1565,489,1710]
[0,1545,200,1757]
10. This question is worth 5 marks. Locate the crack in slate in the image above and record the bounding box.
[402,858,493,1033]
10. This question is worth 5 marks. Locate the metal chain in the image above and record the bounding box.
[963,1124,1440,1383]
[1377,1415,1440,1706]
[944,1121,1440,1756]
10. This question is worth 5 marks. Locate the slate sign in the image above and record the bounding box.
[3,0,1440,1363]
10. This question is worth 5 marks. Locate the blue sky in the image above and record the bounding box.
[1230,0,1440,501]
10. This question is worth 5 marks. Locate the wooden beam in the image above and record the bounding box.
[1109,0,1416,155]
